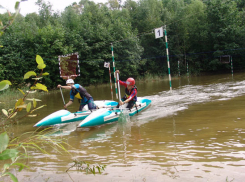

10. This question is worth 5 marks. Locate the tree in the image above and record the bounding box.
[205,0,244,71]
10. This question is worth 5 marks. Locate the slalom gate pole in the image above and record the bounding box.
[117,73,122,101]
[117,72,122,111]
[108,63,113,100]
[178,60,180,77]
[111,43,118,99]
[164,25,172,92]
[231,56,233,76]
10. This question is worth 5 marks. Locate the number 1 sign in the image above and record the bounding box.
[155,27,163,39]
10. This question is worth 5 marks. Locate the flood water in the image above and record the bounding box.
[2,73,245,182]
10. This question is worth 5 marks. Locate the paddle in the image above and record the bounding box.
[59,87,67,110]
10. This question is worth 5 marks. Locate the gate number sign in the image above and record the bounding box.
[155,27,164,39]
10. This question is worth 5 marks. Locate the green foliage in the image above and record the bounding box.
[0,132,20,181]
[1,0,245,85]
[0,129,71,182]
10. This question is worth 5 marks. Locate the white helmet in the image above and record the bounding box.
[66,79,74,84]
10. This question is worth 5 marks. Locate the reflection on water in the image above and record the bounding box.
[2,73,245,182]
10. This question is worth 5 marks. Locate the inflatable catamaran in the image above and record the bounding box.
[34,98,151,128]
[77,97,151,128]
[34,100,118,127]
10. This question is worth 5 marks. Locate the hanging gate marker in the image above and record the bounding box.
[58,52,80,80]
[155,26,172,92]
[104,62,113,100]
[111,43,118,99]
[58,52,80,107]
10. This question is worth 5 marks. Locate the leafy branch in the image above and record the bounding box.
[0,129,71,182]
[1,55,49,126]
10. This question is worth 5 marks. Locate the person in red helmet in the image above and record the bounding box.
[115,70,137,109]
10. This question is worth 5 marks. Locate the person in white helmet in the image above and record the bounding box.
[57,79,96,111]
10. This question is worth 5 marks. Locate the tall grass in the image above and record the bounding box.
[0,87,46,103]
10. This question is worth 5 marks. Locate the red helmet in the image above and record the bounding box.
[126,78,135,86]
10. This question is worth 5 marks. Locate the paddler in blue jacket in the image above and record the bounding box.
[115,70,137,109]
[57,79,96,111]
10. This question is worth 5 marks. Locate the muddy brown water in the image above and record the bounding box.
[1,73,245,182]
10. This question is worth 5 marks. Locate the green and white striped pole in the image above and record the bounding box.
[164,26,172,92]
[231,56,233,76]
[111,43,118,99]
[178,60,180,77]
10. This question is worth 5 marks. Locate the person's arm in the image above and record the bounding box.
[57,85,75,109]
[120,89,137,105]
[64,100,73,109]
[57,85,72,90]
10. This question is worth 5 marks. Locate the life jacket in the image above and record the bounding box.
[71,88,81,99]
[124,86,137,101]
[71,85,91,101]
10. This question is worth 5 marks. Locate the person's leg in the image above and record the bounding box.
[87,98,97,110]
[126,100,135,109]
[79,104,86,111]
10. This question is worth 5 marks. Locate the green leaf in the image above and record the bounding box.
[0,80,11,91]
[37,63,46,69]
[32,77,43,80]
[26,90,37,94]
[27,114,38,117]
[30,105,46,113]
[26,98,41,102]
[3,172,18,182]
[31,83,48,92]
[10,112,17,119]
[24,71,37,79]
[0,132,9,153]
[16,104,27,109]
[42,72,49,76]
[2,109,8,117]
[17,88,25,95]
[15,99,24,111]
[12,163,29,172]
[15,1,20,10]
[4,163,11,171]
[26,102,32,113]
[36,55,44,65]
[0,149,18,160]
[33,99,37,108]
